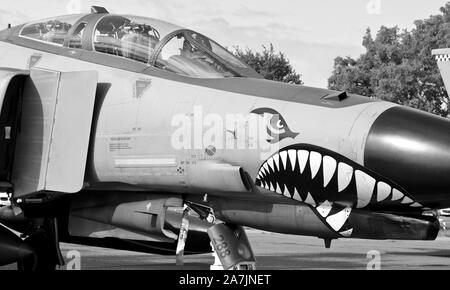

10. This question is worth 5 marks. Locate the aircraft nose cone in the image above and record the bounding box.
[364,106,450,205]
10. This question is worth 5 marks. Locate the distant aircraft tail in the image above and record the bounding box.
[433,49,450,94]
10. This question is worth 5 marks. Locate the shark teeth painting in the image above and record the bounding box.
[255,144,423,236]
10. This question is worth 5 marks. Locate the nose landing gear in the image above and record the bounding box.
[175,202,256,270]
[207,223,256,270]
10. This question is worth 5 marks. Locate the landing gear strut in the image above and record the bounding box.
[176,205,190,266]
[175,202,218,267]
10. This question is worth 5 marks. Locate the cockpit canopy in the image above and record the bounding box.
[18,11,260,79]
[92,15,178,63]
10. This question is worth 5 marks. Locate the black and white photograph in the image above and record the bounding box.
[0,0,450,275]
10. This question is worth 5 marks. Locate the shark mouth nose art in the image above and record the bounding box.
[255,144,424,237]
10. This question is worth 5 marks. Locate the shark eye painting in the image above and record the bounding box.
[251,108,299,143]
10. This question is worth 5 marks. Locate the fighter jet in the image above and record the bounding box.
[0,6,450,270]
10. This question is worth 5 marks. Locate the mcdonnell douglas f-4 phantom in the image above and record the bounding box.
[0,6,450,270]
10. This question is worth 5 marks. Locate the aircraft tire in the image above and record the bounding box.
[17,232,56,271]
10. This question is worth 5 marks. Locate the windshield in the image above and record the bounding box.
[20,14,86,46]
[154,30,257,78]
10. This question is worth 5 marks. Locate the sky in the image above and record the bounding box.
[0,0,447,87]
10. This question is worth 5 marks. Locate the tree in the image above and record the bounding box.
[233,44,304,85]
[328,2,450,117]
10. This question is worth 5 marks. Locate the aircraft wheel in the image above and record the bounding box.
[17,232,56,271]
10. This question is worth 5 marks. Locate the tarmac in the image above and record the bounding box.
[2,228,450,270]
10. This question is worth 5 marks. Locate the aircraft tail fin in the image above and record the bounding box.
[433,49,450,94]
